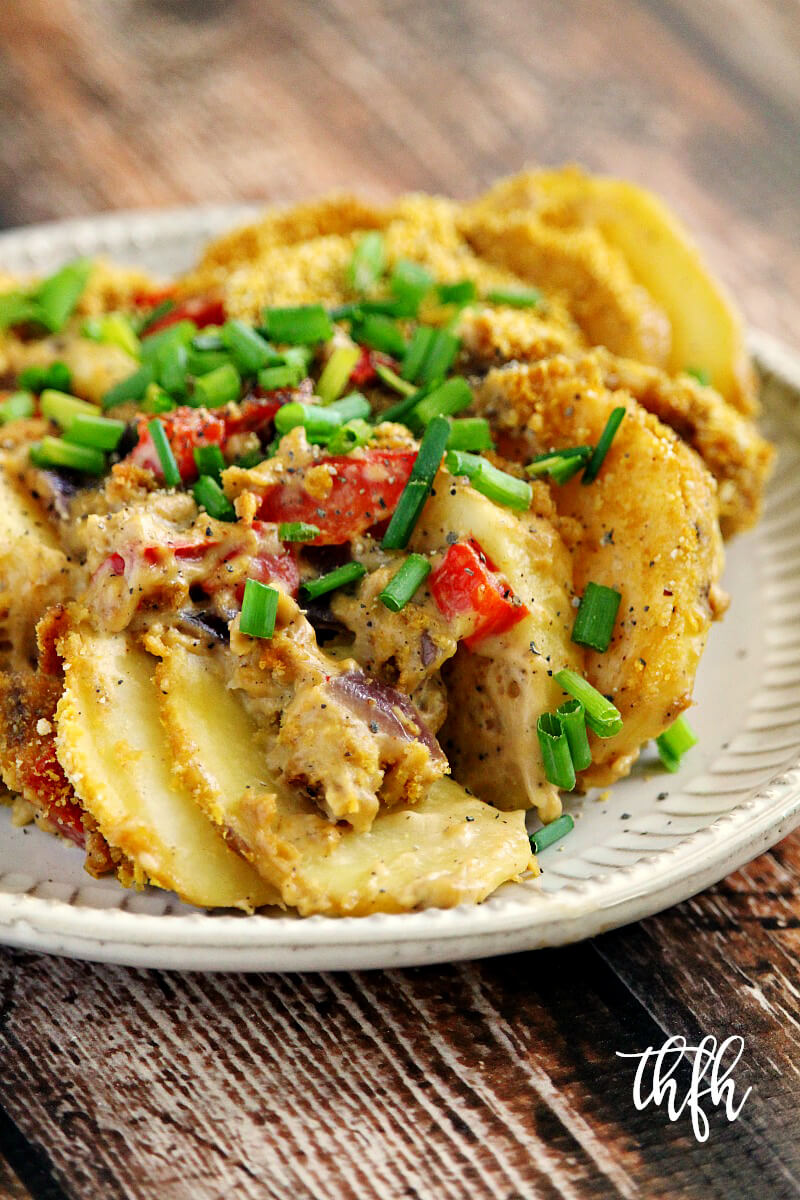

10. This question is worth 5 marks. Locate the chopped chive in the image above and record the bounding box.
[530,813,575,854]
[412,377,472,427]
[192,331,225,352]
[82,313,140,358]
[325,392,371,423]
[0,291,41,330]
[278,521,321,542]
[262,304,333,345]
[379,554,432,612]
[374,362,417,396]
[18,362,72,394]
[556,699,592,772]
[140,320,196,362]
[526,446,592,484]
[258,363,304,390]
[656,715,698,772]
[554,669,623,738]
[192,362,241,409]
[582,407,625,485]
[354,314,407,358]
[186,347,232,377]
[148,418,181,488]
[348,232,386,293]
[536,713,576,791]
[446,417,494,452]
[326,417,373,455]
[282,345,315,372]
[419,329,459,385]
[300,561,367,601]
[390,260,433,314]
[39,389,97,428]
[329,302,363,322]
[102,363,155,410]
[316,345,361,403]
[445,450,532,511]
[0,391,34,424]
[381,415,450,550]
[687,367,710,386]
[140,382,176,413]
[193,443,227,483]
[34,259,92,331]
[30,436,106,475]
[154,340,189,398]
[138,298,175,335]
[193,475,235,521]
[221,320,273,375]
[64,413,126,452]
[486,285,541,308]
[240,578,279,639]
[571,582,622,653]
[379,383,430,426]
[401,325,436,382]
[437,280,476,305]
[274,402,342,440]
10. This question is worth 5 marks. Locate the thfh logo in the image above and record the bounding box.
[616,1035,752,1142]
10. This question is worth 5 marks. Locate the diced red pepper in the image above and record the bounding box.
[223,389,284,438]
[235,548,300,601]
[349,347,400,388]
[430,539,528,649]
[256,449,416,545]
[142,294,225,335]
[129,407,226,483]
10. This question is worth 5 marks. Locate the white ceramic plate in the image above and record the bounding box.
[0,208,798,972]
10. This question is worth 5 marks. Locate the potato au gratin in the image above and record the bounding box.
[0,168,773,915]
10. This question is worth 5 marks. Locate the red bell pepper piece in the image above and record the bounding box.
[430,539,528,648]
[129,407,226,483]
[141,294,225,335]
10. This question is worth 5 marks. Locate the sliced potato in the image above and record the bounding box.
[411,476,582,821]
[149,629,533,916]
[55,621,276,911]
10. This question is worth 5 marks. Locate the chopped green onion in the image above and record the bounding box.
[221,320,273,375]
[278,521,321,542]
[526,446,592,485]
[148,418,181,488]
[141,320,196,362]
[0,292,41,330]
[374,362,417,396]
[274,402,341,441]
[687,367,710,386]
[445,450,532,511]
[325,392,371,423]
[140,383,176,414]
[390,260,433,314]
[316,345,360,403]
[437,280,476,305]
[418,329,459,385]
[326,417,373,455]
[486,286,541,308]
[536,713,576,791]
[379,554,432,612]
[18,362,72,394]
[186,347,232,377]
[64,413,126,452]
[348,232,385,293]
[300,561,367,601]
[39,389,96,428]
[582,407,625,485]
[262,305,333,345]
[354,314,407,358]
[379,384,430,426]
[556,699,592,772]
[192,474,236,521]
[236,447,266,469]
[530,813,575,854]
[446,417,494,452]
[192,332,225,352]
[102,364,155,410]
[382,415,450,550]
[0,391,34,424]
[240,578,279,639]
[82,313,140,358]
[30,436,105,476]
[554,669,623,738]
[571,582,622,653]
[412,377,472,427]
[34,259,92,331]
[154,340,189,398]
[656,715,698,772]
[401,325,436,382]
[193,443,226,483]
[192,363,241,409]
[138,298,175,335]
[258,363,304,390]
[283,345,315,372]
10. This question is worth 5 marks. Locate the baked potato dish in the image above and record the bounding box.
[0,168,773,914]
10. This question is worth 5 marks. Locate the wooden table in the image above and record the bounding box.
[0,2,798,1196]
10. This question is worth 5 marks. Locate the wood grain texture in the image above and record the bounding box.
[0,1,799,1197]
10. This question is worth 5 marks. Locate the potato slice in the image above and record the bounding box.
[149,629,533,916]
[411,476,582,821]
[55,621,276,911]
